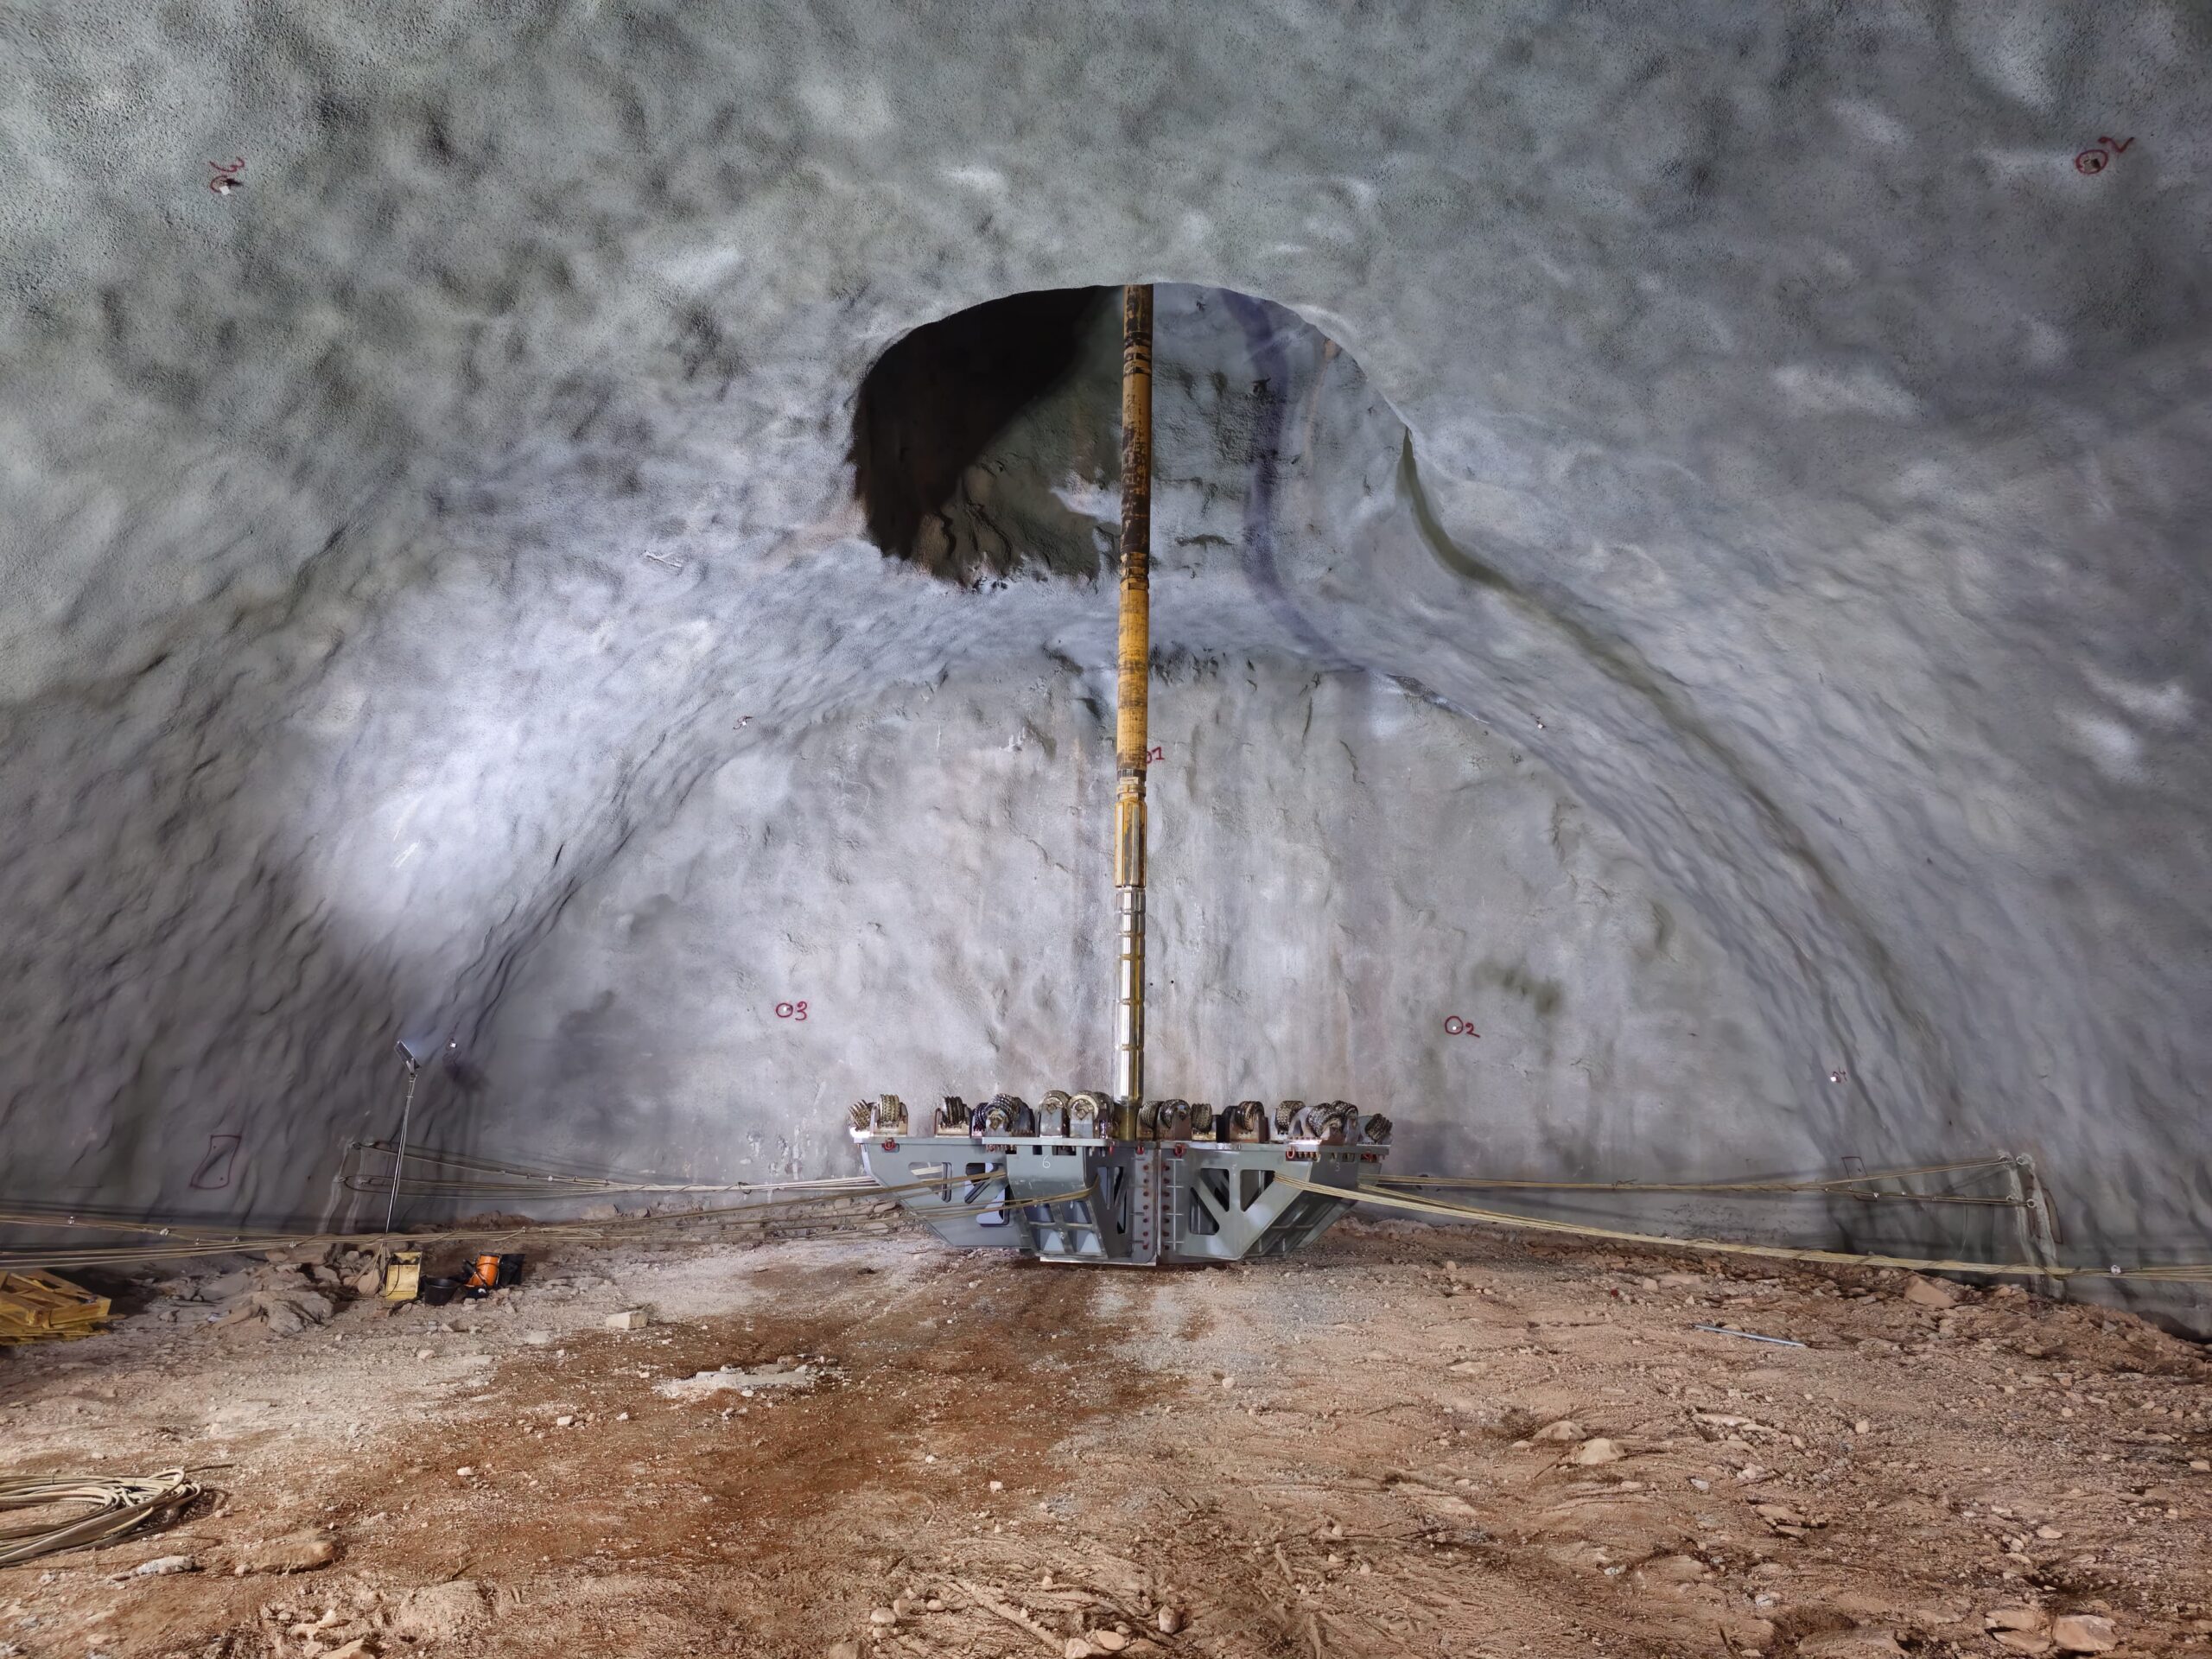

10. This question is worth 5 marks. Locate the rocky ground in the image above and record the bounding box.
[2,1217,2209,1658]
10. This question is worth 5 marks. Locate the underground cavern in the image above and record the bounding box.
[3,6,2210,1656]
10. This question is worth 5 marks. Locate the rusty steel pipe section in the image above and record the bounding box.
[1111,284,1154,1131]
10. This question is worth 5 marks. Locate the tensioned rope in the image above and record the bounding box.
[335,1141,878,1198]
[1376,1156,2031,1206]
[0,1175,1092,1274]
[1285,1176,2212,1283]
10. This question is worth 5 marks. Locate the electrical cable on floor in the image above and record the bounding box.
[0,1469,213,1567]
[1288,1176,2212,1282]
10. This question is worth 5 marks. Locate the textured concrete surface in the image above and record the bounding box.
[1,5,2207,1324]
[453,656,1802,1202]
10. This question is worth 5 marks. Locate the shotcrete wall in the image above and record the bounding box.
[437,656,1805,1205]
[2,4,2207,1326]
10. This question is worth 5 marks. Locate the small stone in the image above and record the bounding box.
[2036,1526,2062,1540]
[1092,1632,1129,1653]
[615,1411,630,1421]
[1156,1605,1185,1635]
[925,1599,944,1612]
[2190,1459,2210,1473]
[555,1414,575,1427]
[1900,1274,1963,1309]
[827,1644,861,1659]
[455,1466,474,1478]
[1796,1632,1904,1656]
[1853,1419,1872,1436]
[1065,1639,1097,1659]
[1533,1420,1584,1443]
[130,1555,197,1577]
[230,1533,337,1574]
[2050,1614,2118,1654]
[415,1347,435,1361]
[1639,1554,1709,1584]
[605,1308,649,1331]
[869,1606,898,1626]
[1569,1438,1625,1465]
[988,1479,1004,1492]
[523,1330,552,1346]
[1993,1635,2052,1656]
[1989,1608,2050,1633]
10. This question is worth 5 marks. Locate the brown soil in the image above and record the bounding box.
[3,1219,2209,1658]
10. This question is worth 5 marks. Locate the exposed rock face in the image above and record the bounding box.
[1,7,2205,1326]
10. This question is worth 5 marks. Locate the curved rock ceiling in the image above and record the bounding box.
[3,5,2207,1328]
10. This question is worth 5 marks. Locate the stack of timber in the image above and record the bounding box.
[0,1270,111,1344]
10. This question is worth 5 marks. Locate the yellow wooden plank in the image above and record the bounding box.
[0,1272,110,1331]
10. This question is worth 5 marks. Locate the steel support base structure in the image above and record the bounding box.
[849,1104,1388,1265]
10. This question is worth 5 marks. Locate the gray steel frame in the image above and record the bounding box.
[853,1130,1384,1264]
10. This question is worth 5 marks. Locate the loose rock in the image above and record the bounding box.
[1568,1437,1625,1465]
[1900,1274,1963,1309]
[2050,1614,2118,1654]
[228,1532,337,1574]
[1796,1630,1905,1656]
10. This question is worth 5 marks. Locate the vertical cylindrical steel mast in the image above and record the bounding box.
[1111,284,1154,1128]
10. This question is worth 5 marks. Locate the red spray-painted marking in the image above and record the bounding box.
[2075,137,2134,175]
[207,157,245,194]
[774,1000,809,1021]
[189,1133,242,1189]
[1442,1016,1480,1037]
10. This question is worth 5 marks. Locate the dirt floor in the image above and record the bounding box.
[3,1217,2209,1659]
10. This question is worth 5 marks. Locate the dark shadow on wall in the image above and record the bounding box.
[849,287,1108,582]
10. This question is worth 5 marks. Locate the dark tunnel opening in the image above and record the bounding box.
[849,286,1109,581]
